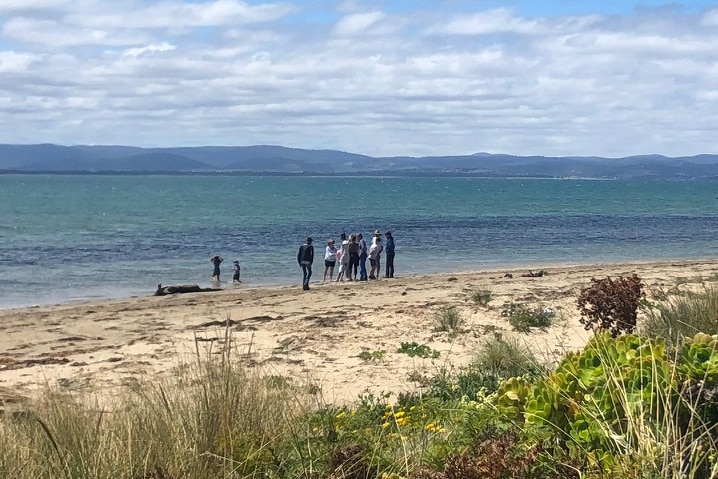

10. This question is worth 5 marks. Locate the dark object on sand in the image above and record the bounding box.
[504,273,513,278]
[521,270,547,278]
[154,284,221,296]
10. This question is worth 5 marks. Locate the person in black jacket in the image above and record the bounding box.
[384,231,395,278]
[297,237,314,290]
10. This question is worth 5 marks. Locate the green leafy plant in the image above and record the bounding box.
[501,303,555,332]
[577,274,644,337]
[492,332,718,477]
[397,342,441,359]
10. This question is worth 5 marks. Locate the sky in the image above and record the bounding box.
[1,0,717,158]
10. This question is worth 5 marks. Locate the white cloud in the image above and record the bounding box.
[0,1,717,157]
[123,42,176,57]
[430,8,544,35]
[333,11,385,36]
[701,8,718,25]
[0,51,40,72]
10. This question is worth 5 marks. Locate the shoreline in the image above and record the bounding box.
[1,258,717,405]
[1,255,711,311]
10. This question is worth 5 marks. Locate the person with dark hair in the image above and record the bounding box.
[324,239,337,282]
[368,234,382,280]
[297,237,314,290]
[347,234,360,281]
[384,231,395,278]
[357,233,368,281]
[210,255,223,282]
[232,260,241,283]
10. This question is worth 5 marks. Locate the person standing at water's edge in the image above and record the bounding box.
[297,237,314,290]
[384,231,395,278]
[324,239,337,282]
[348,234,360,281]
[232,260,241,283]
[358,233,368,281]
[210,255,223,282]
[368,235,382,280]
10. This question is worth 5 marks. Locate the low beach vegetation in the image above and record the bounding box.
[358,349,387,363]
[2,285,718,478]
[577,274,644,337]
[397,342,441,359]
[501,302,556,332]
[471,332,544,379]
[469,288,493,307]
[642,285,718,347]
[432,306,465,336]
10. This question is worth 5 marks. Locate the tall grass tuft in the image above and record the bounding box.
[469,288,493,307]
[642,285,718,345]
[433,306,465,335]
[472,332,543,379]
[0,328,315,479]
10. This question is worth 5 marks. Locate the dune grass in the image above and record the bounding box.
[642,285,718,346]
[1,306,717,478]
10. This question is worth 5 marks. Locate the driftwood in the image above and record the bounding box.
[154,283,221,296]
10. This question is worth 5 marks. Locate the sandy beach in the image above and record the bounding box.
[1,259,716,406]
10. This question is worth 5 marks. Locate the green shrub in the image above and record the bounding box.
[493,332,718,477]
[577,275,644,337]
[501,303,555,332]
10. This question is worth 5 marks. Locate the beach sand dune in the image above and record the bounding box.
[1,260,716,405]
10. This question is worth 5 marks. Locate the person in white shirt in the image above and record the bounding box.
[368,234,383,280]
[336,233,350,282]
[323,239,338,282]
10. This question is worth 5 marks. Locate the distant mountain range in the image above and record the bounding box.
[1,143,717,179]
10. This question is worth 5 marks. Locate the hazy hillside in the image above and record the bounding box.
[1,143,717,179]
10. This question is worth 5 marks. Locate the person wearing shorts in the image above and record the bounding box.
[324,239,337,282]
[210,255,223,282]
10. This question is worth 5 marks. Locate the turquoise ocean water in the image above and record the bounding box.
[1,175,716,309]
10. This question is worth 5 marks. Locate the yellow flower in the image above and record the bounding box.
[335,411,346,419]
[394,411,405,419]
[382,422,391,429]
[312,427,319,433]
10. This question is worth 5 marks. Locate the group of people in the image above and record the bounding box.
[210,255,241,284]
[296,230,395,290]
